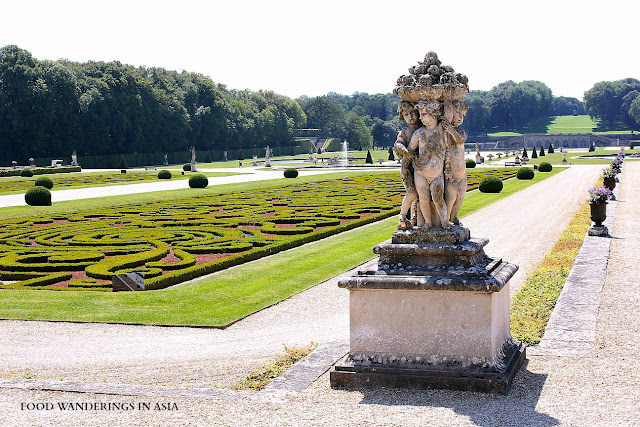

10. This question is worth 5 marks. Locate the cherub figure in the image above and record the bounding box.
[408,100,450,229]
[394,101,421,230]
[443,98,469,225]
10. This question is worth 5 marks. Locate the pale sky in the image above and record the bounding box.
[2,0,637,101]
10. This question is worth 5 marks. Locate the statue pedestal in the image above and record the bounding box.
[330,226,525,394]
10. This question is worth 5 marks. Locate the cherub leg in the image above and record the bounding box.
[449,177,467,225]
[444,179,458,223]
[414,172,432,229]
[398,190,418,230]
[430,175,451,229]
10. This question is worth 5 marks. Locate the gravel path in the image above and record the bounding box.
[3,163,637,426]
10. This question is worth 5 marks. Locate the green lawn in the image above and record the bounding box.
[522,147,639,165]
[0,167,566,326]
[488,115,634,136]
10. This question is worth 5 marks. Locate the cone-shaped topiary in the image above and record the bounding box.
[118,155,128,169]
[466,159,476,168]
[204,151,213,163]
[539,145,545,156]
[158,170,172,179]
[284,168,298,178]
[365,150,373,164]
[35,176,54,189]
[388,147,395,161]
[531,147,538,158]
[237,150,244,161]
[629,141,635,150]
[548,143,554,154]
[478,176,503,193]
[25,186,51,206]
[588,143,595,152]
[522,147,528,158]
[538,162,553,172]
[516,167,534,180]
[188,174,208,188]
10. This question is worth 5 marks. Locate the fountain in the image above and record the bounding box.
[341,140,348,167]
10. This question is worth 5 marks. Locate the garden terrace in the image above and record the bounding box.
[0,170,518,291]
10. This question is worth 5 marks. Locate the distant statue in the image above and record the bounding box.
[190,147,197,172]
[29,158,35,167]
[223,151,228,162]
[163,154,168,166]
[71,151,78,166]
[265,145,271,167]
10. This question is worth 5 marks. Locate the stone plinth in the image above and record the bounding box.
[330,226,524,394]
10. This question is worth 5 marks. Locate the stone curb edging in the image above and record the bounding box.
[0,340,349,403]
[534,181,620,357]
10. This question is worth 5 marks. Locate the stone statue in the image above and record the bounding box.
[444,99,469,225]
[408,100,450,229]
[163,154,168,166]
[391,50,469,231]
[394,101,421,230]
[71,151,78,166]
[190,147,196,164]
[265,145,271,167]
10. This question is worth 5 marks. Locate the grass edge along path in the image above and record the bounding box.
[0,168,565,327]
[510,202,592,345]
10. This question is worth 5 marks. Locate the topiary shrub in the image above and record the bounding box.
[466,159,476,168]
[25,186,51,206]
[522,147,528,158]
[538,162,553,172]
[365,150,373,164]
[188,174,208,188]
[20,169,34,177]
[183,163,191,171]
[531,147,538,158]
[539,145,545,156]
[284,168,298,178]
[478,176,503,193]
[548,143,554,154]
[388,147,395,161]
[158,170,172,179]
[630,141,635,150]
[588,143,595,152]
[34,176,54,189]
[516,167,534,180]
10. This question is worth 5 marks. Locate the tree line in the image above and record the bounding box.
[583,78,640,129]
[0,45,306,164]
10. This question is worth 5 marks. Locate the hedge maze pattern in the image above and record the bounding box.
[0,170,517,292]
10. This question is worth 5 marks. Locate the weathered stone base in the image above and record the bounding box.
[330,343,526,395]
[588,225,609,236]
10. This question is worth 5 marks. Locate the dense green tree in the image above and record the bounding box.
[630,95,640,126]
[370,117,396,148]
[463,91,491,133]
[552,96,586,116]
[299,96,346,138]
[344,112,372,150]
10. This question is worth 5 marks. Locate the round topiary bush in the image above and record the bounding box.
[183,163,191,171]
[20,169,34,177]
[34,176,54,189]
[188,173,208,188]
[466,159,476,168]
[25,186,52,206]
[538,162,553,172]
[478,176,503,193]
[158,170,172,179]
[284,168,299,178]
[516,167,534,180]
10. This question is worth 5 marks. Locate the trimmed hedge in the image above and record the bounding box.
[183,163,191,171]
[188,174,208,188]
[25,187,52,206]
[0,166,81,177]
[20,169,34,177]
[35,176,54,189]
[538,162,553,172]
[466,159,476,168]
[478,176,503,193]
[516,167,534,180]
[284,168,299,178]
[158,170,172,179]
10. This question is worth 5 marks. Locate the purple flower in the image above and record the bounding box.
[587,186,613,203]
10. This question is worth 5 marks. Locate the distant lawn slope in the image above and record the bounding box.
[488,115,634,136]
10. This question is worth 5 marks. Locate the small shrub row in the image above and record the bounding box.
[0,166,81,177]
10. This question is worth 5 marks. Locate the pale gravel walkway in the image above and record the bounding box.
[3,164,637,426]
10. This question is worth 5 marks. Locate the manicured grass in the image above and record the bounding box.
[522,147,639,166]
[0,170,247,195]
[488,115,634,136]
[510,203,592,344]
[0,171,386,220]
[0,167,565,326]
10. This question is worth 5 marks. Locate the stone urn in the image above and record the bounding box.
[589,201,607,226]
[603,177,616,191]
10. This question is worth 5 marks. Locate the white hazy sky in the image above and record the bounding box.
[2,0,637,101]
